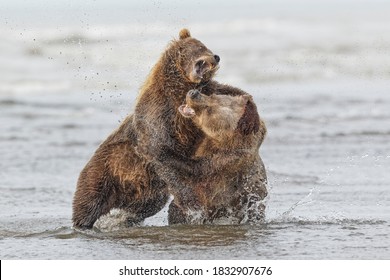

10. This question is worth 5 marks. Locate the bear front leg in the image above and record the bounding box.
[168,201,188,225]
[72,180,116,229]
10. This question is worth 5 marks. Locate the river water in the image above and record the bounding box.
[1,0,389,259]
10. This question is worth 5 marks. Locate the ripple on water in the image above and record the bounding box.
[1,216,389,259]
[266,216,387,226]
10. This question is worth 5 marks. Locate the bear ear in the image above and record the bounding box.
[179,28,191,40]
[240,94,252,103]
[237,100,260,135]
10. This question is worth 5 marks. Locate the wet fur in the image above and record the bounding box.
[168,93,268,224]
[72,115,169,229]
[133,30,260,185]
[132,29,267,224]
[73,29,267,228]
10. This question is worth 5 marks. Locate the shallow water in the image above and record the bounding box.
[1,1,390,259]
[2,219,389,259]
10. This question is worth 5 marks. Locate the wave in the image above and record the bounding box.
[1,216,387,242]
[0,80,70,95]
[266,216,387,226]
[2,16,390,89]
[321,130,390,138]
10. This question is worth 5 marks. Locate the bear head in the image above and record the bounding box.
[178,90,260,141]
[172,28,220,84]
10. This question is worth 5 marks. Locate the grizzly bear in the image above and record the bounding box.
[165,90,267,224]
[132,29,263,201]
[72,115,169,229]
[72,28,267,228]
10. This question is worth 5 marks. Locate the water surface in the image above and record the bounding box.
[1,0,389,259]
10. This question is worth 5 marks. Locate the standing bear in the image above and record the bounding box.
[167,90,267,224]
[132,28,268,223]
[72,28,268,228]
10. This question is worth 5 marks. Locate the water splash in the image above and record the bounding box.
[281,187,315,217]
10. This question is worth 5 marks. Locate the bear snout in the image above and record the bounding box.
[188,89,200,99]
[214,55,220,63]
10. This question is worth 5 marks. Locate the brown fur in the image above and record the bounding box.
[168,91,268,224]
[72,115,168,229]
[73,29,267,228]
[133,29,259,189]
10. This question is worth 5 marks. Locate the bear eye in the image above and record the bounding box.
[206,107,213,115]
[198,46,207,52]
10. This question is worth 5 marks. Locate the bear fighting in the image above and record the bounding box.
[72,29,267,229]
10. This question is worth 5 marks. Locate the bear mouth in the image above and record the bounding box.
[194,60,219,81]
[194,60,210,76]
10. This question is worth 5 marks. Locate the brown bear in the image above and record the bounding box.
[165,90,267,224]
[72,115,169,229]
[72,28,230,229]
[72,28,267,228]
[133,28,263,200]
